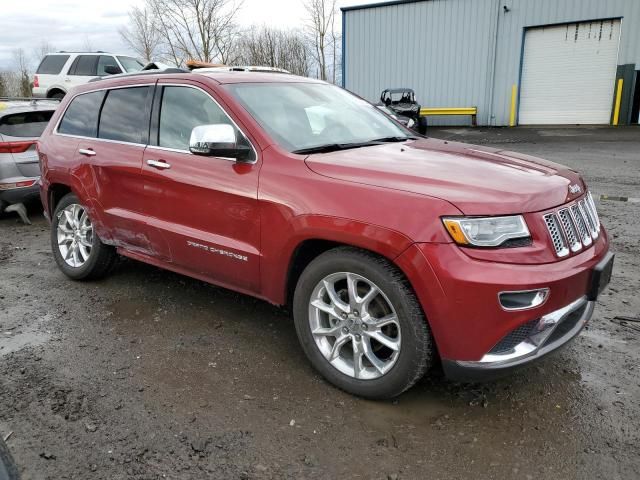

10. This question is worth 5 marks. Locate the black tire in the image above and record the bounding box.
[418,116,427,135]
[293,247,434,399]
[49,92,65,100]
[51,193,116,280]
[0,437,19,480]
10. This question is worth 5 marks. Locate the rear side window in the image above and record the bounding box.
[36,55,69,75]
[99,87,151,144]
[69,55,97,76]
[0,111,54,137]
[58,91,106,137]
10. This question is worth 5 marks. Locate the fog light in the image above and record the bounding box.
[499,288,549,311]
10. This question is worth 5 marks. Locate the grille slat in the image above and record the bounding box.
[587,192,601,232]
[557,208,582,253]
[570,203,592,246]
[544,192,600,258]
[579,199,598,239]
[544,213,569,257]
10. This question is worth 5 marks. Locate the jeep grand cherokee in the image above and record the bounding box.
[37,71,613,399]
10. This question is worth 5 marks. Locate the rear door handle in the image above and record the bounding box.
[147,159,171,169]
[78,148,96,156]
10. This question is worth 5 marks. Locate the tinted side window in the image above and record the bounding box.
[0,111,55,137]
[97,56,121,76]
[58,91,106,137]
[159,86,234,151]
[99,87,150,144]
[36,55,69,75]
[69,55,97,76]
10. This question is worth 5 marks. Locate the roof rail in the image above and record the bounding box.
[55,50,108,54]
[0,97,61,104]
[88,68,190,83]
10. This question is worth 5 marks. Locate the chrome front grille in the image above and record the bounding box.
[544,192,601,258]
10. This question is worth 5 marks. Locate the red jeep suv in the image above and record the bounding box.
[37,71,613,399]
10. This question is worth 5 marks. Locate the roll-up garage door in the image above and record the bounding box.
[519,19,621,125]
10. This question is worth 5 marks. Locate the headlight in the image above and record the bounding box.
[442,215,530,247]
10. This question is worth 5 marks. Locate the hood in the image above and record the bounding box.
[304,138,586,215]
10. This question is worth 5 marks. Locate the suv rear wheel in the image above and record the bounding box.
[293,247,434,399]
[51,193,116,280]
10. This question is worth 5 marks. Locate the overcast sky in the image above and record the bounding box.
[0,0,372,69]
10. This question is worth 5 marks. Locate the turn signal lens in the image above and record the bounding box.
[442,219,470,245]
[442,215,530,247]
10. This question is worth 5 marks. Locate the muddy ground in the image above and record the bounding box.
[1,126,638,480]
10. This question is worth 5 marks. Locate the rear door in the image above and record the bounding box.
[57,86,156,254]
[141,81,262,293]
[65,55,98,89]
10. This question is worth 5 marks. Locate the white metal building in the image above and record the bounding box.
[341,0,640,126]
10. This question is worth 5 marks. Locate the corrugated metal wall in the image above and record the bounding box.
[343,0,640,126]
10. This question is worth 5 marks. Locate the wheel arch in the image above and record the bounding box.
[47,183,73,217]
[274,216,416,307]
[46,87,66,99]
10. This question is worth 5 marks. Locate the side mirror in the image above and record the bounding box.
[104,65,122,75]
[189,124,252,161]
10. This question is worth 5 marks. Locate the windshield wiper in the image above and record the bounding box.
[369,136,417,142]
[292,142,376,155]
[292,137,415,155]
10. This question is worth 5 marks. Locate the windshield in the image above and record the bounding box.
[117,56,144,72]
[225,83,412,153]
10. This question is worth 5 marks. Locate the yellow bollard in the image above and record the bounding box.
[613,79,623,126]
[509,84,517,127]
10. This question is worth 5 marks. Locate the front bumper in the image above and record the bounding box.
[442,296,593,381]
[394,232,610,377]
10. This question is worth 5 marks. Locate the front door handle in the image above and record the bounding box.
[78,148,96,156]
[147,159,171,169]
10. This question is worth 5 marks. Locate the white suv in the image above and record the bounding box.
[32,52,144,99]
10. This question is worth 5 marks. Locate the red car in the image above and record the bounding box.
[37,71,613,399]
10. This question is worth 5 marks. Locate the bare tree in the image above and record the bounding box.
[329,4,340,84]
[0,72,20,97]
[32,41,57,64]
[12,49,31,97]
[82,35,95,52]
[0,73,7,97]
[237,26,309,76]
[146,0,243,66]
[119,6,160,62]
[304,0,336,81]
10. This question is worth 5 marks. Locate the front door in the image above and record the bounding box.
[141,82,261,294]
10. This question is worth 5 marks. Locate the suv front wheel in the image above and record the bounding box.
[293,247,434,399]
[51,193,116,280]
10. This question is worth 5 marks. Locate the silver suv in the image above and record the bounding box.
[32,52,144,99]
[0,98,58,223]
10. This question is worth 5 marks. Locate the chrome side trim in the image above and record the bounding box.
[456,296,592,369]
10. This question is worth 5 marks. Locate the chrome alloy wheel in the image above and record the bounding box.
[308,272,402,380]
[57,204,93,267]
